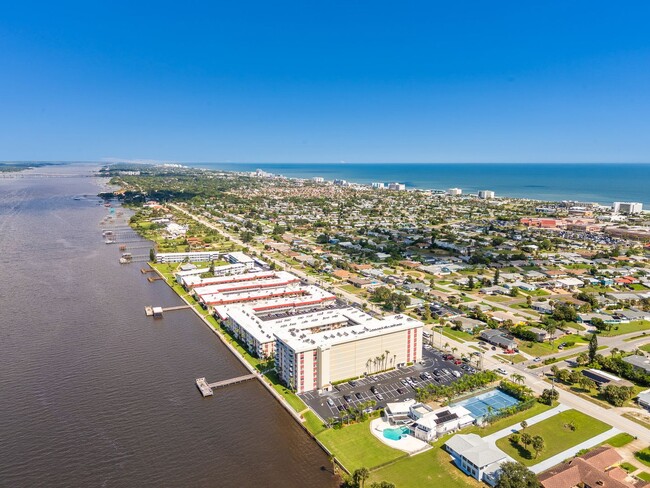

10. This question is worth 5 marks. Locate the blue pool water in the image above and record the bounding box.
[451,389,520,419]
[383,426,410,441]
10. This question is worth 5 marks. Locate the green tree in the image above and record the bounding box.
[494,268,500,285]
[352,467,370,488]
[520,420,528,431]
[588,333,598,364]
[495,461,540,488]
[532,435,545,459]
[149,248,155,262]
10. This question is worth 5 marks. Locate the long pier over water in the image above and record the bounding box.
[195,374,257,397]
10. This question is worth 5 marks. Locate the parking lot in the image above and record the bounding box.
[299,347,477,421]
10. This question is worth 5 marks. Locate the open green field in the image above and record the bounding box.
[316,420,406,472]
[441,326,476,342]
[463,401,554,437]
[484,295,512,303]
[517,334,588,357]
[367,437,482,488]
[641,343,650,353]
[495,409,610,466]
[600,321,650,337]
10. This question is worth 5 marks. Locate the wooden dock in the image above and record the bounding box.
[141,268,156,274]
[147,276,164,282]
[144,305,191,317]
[196,374,257,397]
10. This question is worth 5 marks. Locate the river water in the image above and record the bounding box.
[0,165,335,488]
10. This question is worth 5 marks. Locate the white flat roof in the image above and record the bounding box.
[276,310,423,352]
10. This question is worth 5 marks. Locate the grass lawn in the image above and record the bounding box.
[635,448,650,468]
[495,409,610,466]
[463,402,554,437]
[316,420,406,472]
[517,335,588,357]
[340,284,364,294]
[496,353,527,364]
[441,326,476,342]
[638,472,650,482]
[485,295,512,303]
[620,462,637,473]
[303,410,326,435]
[367,438,483,488]
[641,343,650,353]
[600,321,650,337]
[604,432,635,448]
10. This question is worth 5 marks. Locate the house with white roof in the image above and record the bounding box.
[445,433,508,486]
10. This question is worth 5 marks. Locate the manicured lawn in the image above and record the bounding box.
[517,334,588,357]
[316,420,405,472]
[495,409,611,466]
[367,438,483,488]
[604,432,635,448]
[496,353,527,364]
[635,448,650,468]
[485,295,512,303]
[303,410,326,435]
[601,321,650,337]
[641,344,650,353]
[464,401,554,437]
[441,326,476,342]
[620,462,637,473]
[638,472,650,482]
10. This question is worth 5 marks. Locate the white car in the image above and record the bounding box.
[496,368,507,375]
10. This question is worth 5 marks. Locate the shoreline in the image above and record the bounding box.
[145,262,348,475]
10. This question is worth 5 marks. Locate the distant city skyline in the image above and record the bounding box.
[1,1,650,162]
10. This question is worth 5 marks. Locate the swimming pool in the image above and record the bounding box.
[383,426,410,441]
[451,389,520,420]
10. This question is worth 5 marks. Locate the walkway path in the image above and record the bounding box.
[481,404,569,444]
[528,427,619,474]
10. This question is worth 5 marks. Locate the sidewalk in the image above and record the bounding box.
[529,427,619,474]
[482,404,569,444]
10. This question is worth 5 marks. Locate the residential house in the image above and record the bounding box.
[445,434,508,486]
[538,446,640,488]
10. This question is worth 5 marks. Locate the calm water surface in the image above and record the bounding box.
[0,165,335,488]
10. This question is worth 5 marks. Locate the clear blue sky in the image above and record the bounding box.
[1,1,649,163]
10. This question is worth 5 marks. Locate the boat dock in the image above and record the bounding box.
[144,305,192,317]
[195,378,213,397]
[196,374,257,397]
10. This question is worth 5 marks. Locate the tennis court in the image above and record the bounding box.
[451,389,520,419]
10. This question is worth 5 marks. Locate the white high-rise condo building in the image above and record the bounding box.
[447,188,462,196]
[371,182,385,189]
[478,190,495,199]
[388,182,406,191]
[613,202,643,214]
[276,309,423,393]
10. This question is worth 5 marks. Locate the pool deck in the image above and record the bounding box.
[370,418,431,454]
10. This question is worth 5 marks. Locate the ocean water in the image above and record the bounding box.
[188,163,650,207]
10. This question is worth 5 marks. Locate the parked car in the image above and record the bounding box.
[397,388,405,395]
[327,398,335,407]
[533,357,541,362]
[355,392,363,400]
[370,386,378,394]
[343,395,352,402]
[375,393,384,401]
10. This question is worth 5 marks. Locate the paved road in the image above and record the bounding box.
[170,203,383,313]
[429,328,650,444]
[171,203,650,443]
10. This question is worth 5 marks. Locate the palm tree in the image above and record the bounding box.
[353,467,370,488]
[444,342,450,352]
[451,347,458,356]
[385,350,390,369]
[511,373,525,385]
[366,358,372,374]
